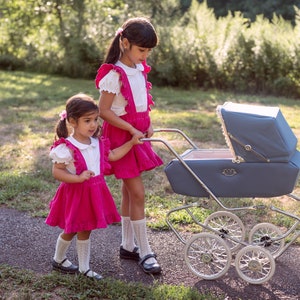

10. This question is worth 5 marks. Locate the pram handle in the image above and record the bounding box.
[142,128,198,163]
[152,128,198,149]
[288,193,300,202]
[141,135,255,211]
[141,130,257,212]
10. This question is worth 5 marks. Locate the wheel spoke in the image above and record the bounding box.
[235,245,276,284]
[184,233,231,280]
[204,211,245,252]
[249,223,284,256]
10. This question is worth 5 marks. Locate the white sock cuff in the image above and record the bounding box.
[76,238,90,245]
[131,218,146,225]
[58,235,72,245]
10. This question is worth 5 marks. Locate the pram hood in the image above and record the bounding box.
[217,102,297,163]
[164,102,300,198]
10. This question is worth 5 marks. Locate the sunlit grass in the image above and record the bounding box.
[0,69,299,231]
[0,265,216,300]
[1,69,300,298]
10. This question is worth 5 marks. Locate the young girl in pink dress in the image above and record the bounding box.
[45,93,142,280]
[95,17,163,274]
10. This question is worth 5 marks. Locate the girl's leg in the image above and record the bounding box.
[52,232,78,273]
[120,182,138,254]
[122,176,145,220]
[123,177,161,274]
[76,231,102,280]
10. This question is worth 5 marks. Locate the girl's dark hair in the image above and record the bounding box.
[104,17,158,64]
[55,93,100,139]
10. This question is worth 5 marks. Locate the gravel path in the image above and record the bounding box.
[0,207,299,300]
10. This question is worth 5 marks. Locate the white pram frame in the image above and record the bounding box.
[144,127,300,285]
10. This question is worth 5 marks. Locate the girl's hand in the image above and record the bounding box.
[52,164,95,183]
[145,124,154,138]
[129,126,144,139]
[78,170,95,182]
[130,135,144,145]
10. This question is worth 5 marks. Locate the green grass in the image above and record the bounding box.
[0,265,215,300]
[1,70,300,299]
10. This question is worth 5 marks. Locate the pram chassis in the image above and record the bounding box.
[144,128,300,284]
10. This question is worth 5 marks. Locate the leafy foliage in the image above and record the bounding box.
[2,1,300,96]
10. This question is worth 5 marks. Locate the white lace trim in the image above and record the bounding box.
[49,144,73,165]
[99,70,120,94]
[216,104,236,159]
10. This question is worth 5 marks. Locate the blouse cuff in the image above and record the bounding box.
[99,70,120,94]
[49,144,73,165]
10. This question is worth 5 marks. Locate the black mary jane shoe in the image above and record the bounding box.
[52,258,79,274]
[139,254,162,275]
[120,246,140,261]
[82,269,103,280]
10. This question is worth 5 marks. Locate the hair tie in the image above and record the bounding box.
[59,110,67,121]
[115,27,123,36]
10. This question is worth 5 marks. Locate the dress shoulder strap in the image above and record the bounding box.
[51,137,87,175]
[95,62,154,112]
[141,61,154,110]
[95,63,136,113]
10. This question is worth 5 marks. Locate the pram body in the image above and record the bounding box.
[165,102,300,198]
[147,102,300,284]
[165,148,300,198]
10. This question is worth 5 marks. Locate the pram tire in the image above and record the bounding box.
[204,211,245,252]
[184,232,231,280]
[248,223,284,256]
[235,245,276,284]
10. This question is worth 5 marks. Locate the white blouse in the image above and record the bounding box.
[99,61,148,116]
[49,136,100,175]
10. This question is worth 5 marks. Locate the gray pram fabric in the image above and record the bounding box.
[217,102,297,163]
[165,102,300,198]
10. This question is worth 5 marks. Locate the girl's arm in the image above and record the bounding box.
[99,91,144,138]
[108,135,143,162]
[146,121,154,138]
[52,163,94,183]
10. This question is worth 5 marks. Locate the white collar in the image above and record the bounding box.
[67,136,97,150]
[116,60,144,75]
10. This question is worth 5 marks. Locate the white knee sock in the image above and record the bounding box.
[53,234,72,267]
[76,238,90,273]
[121,216,137,251]
[132,218,156,264]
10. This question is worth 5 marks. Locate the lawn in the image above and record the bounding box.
[0,70,299,299]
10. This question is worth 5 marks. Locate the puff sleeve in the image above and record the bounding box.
[49,143,73,165]
[99,70,121,94]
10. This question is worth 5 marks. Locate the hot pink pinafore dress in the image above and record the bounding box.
[95,62,163,179]
[45,137,121,234]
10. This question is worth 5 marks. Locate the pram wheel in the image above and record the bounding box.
[235,245,276,284]
[204,211,245,252]
[248,222,284,256]
[184,232,231,280]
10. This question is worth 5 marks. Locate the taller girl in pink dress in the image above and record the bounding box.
[45,93,142,280]
[95,17,163,274]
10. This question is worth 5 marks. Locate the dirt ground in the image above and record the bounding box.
[0,207,299,300]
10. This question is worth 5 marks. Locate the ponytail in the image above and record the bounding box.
[103,17,158,65]
[104,35,121,64]
[55,118,69,140]
[54,94,99,141]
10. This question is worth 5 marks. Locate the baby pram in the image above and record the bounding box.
[145,102,300,284]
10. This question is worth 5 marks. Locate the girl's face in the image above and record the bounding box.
[121,38,152,67]
[70,111,99,144]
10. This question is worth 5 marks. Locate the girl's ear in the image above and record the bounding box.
[122,38,130,50]
[68,117,77,128]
